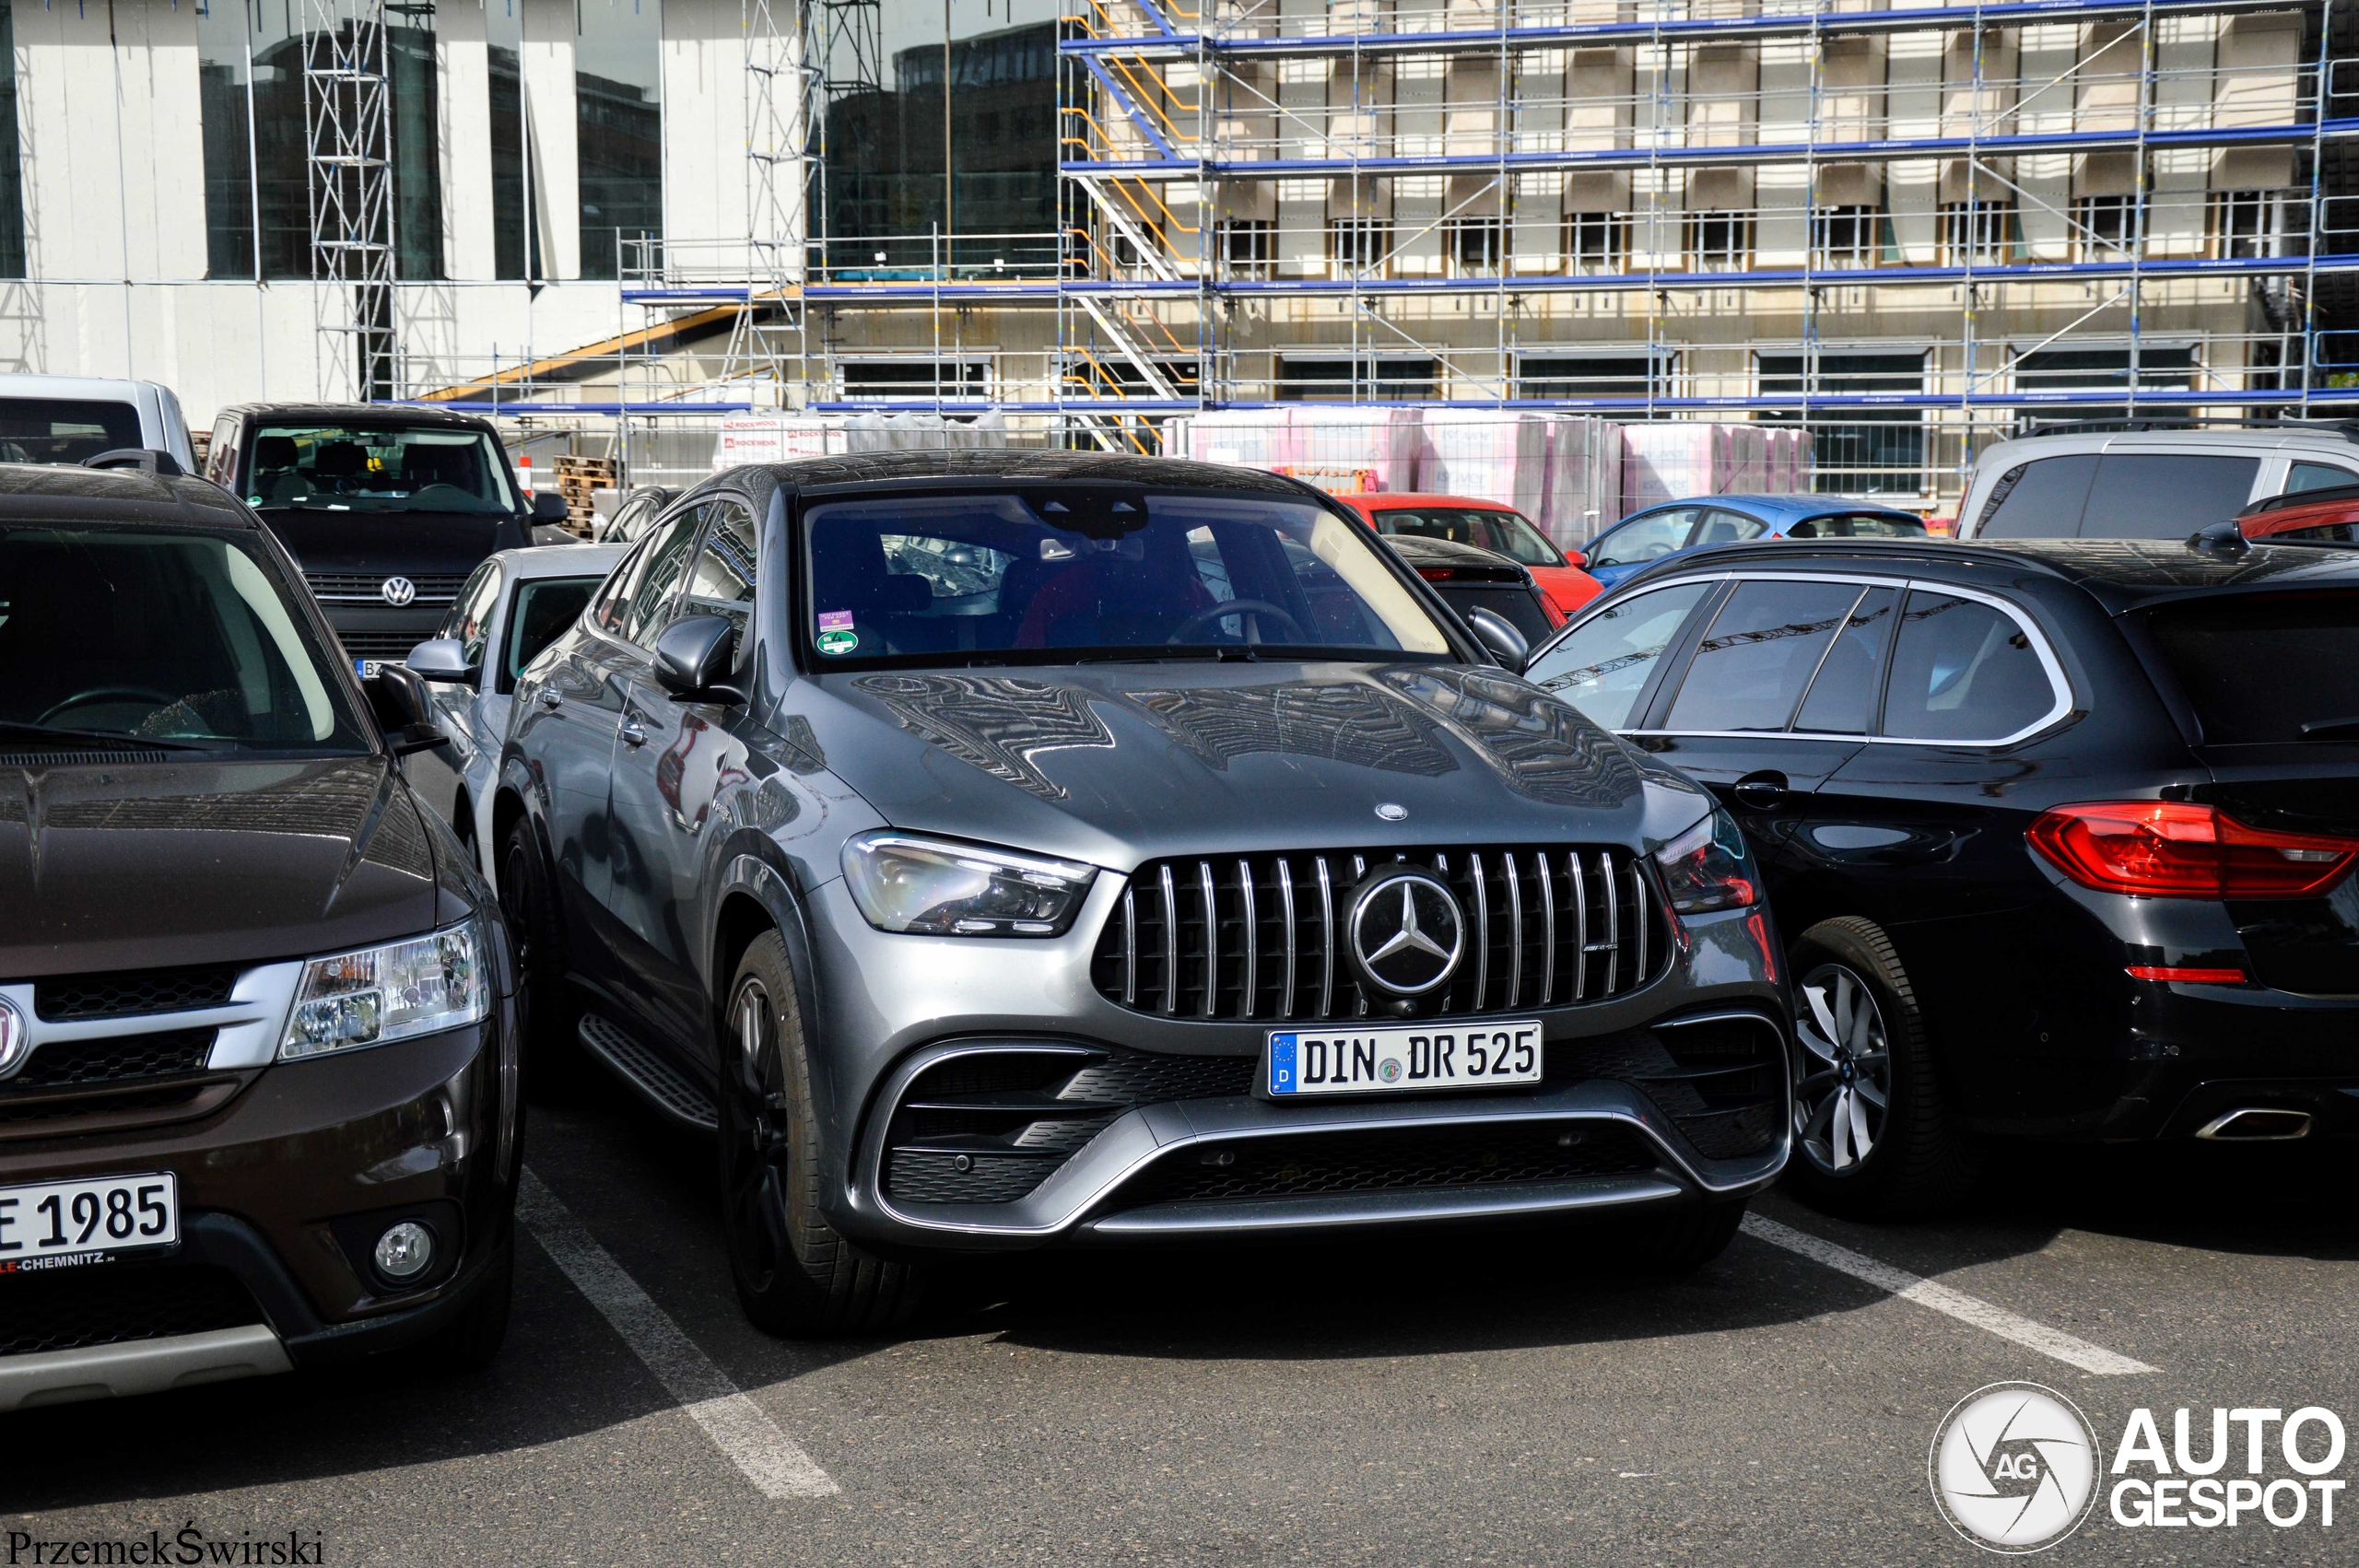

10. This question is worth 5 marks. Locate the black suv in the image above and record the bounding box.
[1524,534,2359,1216]
[0,462,521,1409]
[205,404,571,671]
[496,451,1790,1335]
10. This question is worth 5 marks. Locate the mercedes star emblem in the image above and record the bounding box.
[1374,802,1408,821]
[380,576,417,607]
[1348,869,1465,996]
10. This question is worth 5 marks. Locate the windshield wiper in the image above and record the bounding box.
[0,720,217,752]
[2300,717,2359,743]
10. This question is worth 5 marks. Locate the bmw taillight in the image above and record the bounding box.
[2026,802,2359,899]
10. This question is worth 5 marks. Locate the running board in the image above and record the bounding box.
[578,1015,719,1133]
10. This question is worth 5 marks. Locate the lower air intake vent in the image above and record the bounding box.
[1113,1121,1661,1207]
[1,1264,264,1357]
[1555,1012,1785,1160]
[881,1046,1255,1207]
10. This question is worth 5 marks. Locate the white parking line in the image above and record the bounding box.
[516,1167,841,1499]
[1740,1213,2158,1376]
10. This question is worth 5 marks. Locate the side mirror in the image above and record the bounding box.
[530,492,571,524]
[1462,606,1530,675]
[366,665,450,755]
[405,637,480,684]
[651,614,745,703]
[1565,549,1589,569]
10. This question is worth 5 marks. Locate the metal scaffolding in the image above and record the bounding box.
[301,0,397,402]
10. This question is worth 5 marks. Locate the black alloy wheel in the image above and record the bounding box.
[499,819,576,1096]
[718,931,921,1337]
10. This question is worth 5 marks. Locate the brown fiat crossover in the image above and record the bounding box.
[0,458,522,1410]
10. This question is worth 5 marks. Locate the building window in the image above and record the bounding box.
[1216,219,1274,280]
[2210,189,2292,260]
[1687,211,1753,273]
[1564,211,1628,274]
[198,3,255,279]
[839,359,992,401]
[1277,357,1434,400]
[1941,200,2020,267]
[1758,352,1928,495]
[576,1,664,283]
[1327,217,1391,277]
[1811,205,1889,271]
[2010,345,2198,428]
[2073,193,2137,259]
[1448,216,1505,277]
[1519,354,1676,401]
[487,41,538,281]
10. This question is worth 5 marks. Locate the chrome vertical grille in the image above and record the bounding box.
[1092,845,1669,1024]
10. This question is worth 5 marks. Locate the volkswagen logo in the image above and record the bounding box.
[0,995,28,1082]
[1347,869,1464,996]
[380,576,417,607]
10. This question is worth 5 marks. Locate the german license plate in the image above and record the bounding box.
[0,1172,179,1271]
[355,658,385,680]
[1266,1022,1543,1097]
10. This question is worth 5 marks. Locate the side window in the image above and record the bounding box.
[1976,454,2096,538]
[2080,455,2260,539]
[1590,509,1701,569]
[619,509,707,649]
[440,561,502,669]
[1793,586,1899,733]
[206,419,240,486]
[1525,580,1716,730]
[682,498,758,636]
[1883,591,2057,742]
[2284,462,2357,496]
[1691,509,1767,547]
[589,530,662,638]
[1662,579,1865,732]
[504,577,603,688]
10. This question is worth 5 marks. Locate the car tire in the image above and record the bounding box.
[499,818,578,1098]
[1785,917,1980,1219]
[719,930,921,1337]
[1634,1199,1747,1274]
[418,1234,514,1373]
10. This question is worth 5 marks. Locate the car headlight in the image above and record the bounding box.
[841,832,1097,937]
[279,918,490,1059]
[1653,807,1758,915]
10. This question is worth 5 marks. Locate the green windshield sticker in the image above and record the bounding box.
[816,628,858,656]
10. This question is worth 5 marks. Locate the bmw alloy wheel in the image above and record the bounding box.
[1794,962,1890,1173]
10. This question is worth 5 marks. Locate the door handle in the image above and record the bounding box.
[620,720,649,748]
[1731,771,1789,809]
[537,689,562,710]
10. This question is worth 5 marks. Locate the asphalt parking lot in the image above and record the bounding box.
[9,1068,2358,1568]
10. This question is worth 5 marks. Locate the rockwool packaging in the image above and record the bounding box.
[1416,407,1547,521]
[1621,422,1739,509]
[1540,416,1624,546]
[1182,409,1291,471]
[1285,405,1423,494]
[1730,424,1770,493]
[711,415,841,471]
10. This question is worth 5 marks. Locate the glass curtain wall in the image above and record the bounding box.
[200,0,441,279]
[820,0,1059,278]
[487,2,538,280]
[0,2,28,276]
[576,0,662,281]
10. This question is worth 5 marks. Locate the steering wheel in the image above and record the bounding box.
[38,686,177,726]
[1166,599,1309,646]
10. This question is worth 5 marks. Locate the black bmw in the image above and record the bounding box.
[1523,532,2359,1216]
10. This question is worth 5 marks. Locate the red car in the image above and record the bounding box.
[1335,493,1604,616]
[2238,484,2359,544]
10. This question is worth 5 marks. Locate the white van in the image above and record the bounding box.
[0,374,196,472]
[1955,425,2359,541]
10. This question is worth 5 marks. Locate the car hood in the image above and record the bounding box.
[797,661,1711,869]
[0,755,445,977]
[256,508,521,575]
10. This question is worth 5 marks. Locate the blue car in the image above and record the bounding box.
[1581,495,1930,589]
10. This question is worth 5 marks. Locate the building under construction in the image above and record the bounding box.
[6,0,2359,511]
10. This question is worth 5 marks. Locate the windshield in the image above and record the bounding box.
[0,398,144,465]
[1372,506,1566,568]
[0,524,370,752]
[246,424,519,516]
[802,489,1455,667]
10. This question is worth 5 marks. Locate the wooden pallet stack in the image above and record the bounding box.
[554,455,618,537]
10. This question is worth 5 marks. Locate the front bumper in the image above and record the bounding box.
[815,899,1790,1255]
[0,1007,520,1409]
